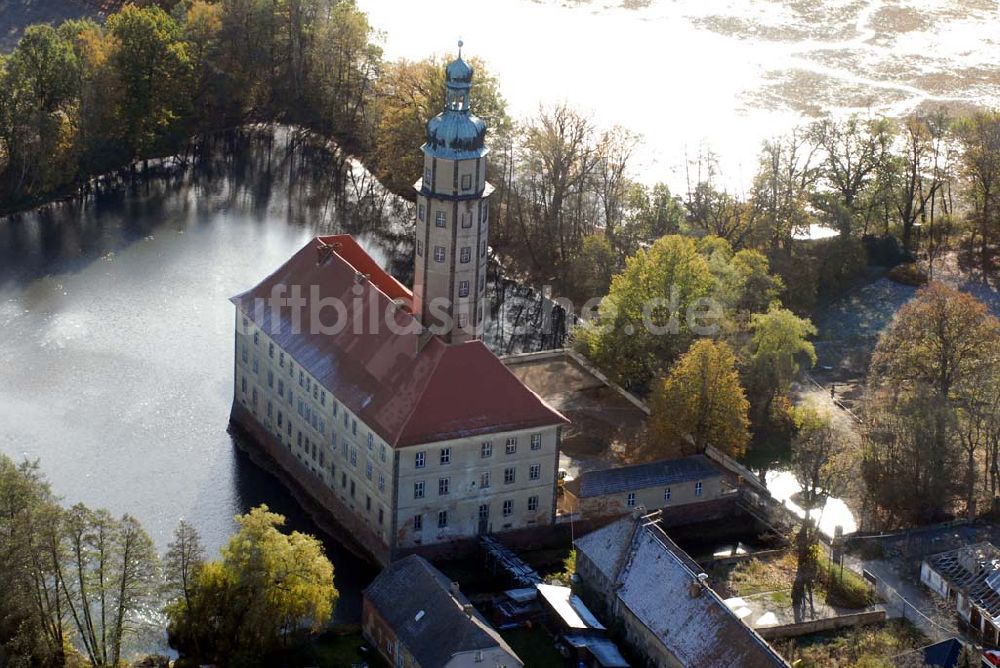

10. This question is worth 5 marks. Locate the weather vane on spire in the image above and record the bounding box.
[458,38,463,58]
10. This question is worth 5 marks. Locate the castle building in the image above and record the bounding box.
[229,46,568,564]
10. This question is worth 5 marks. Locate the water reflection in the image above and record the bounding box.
[766,470,858,538]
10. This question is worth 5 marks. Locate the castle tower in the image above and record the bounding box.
[412,41,493,344]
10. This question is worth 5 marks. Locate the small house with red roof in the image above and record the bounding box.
[229,48,568,564]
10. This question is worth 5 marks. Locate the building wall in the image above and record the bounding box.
[920,563,949,599]
[235,307,560,553]
[393,426,560,549]
[614,601,683,668]
[234,310,395,548]
[362,599,419,668]
[413,153,490,342]
[563,476,724,519]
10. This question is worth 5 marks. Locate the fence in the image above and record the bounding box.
[869,571,956,642]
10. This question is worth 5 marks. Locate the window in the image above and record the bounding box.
[438,510,448,528]
[418,203,425,221]
[435,211,447,228]
[695,481,703,497]
[298,370,304,387]
[479,274,486,292]
[481,441,492,458]
[365,460,373,480]
[460,247,471,263]
[424,168,432,186]
[278,379,284,396]
[350,480,355,497]
[479,504,490,520]
[531,433,542,450]
[438,478,450,495]
[380,444,386,463]
[416,240,423,257]
[664,487,671,502]
[378,473,385,492]
[461,211,473,228]
[434,246,445,263]
[504,467,515,485]
[278,412,283,428]
[252,358,258,374]
[352,419,357,436]
[366,496,371,511]
[528,495,538,511]
[251,388,257,404]
[253,331,259,346]
[267,370,274,388]
[505,437,517,455]
[440,448,451,465]
[268,342,274,358]
[320,392,326,406]
[279,352,285,367]
[414,481,425,499]
[267,401,273,418]
[415,451,426,469]
[413,514,423,531]
[502,500,513,517]
[627,492,637,508]
[241,377,247,393]
[242,317,249,334]
[474,650,484,663]
[529,464,540,480]
[480,471,490,489]
[297,431,303,448]
[368,432,374,449]
[457,313,468,328]
[459,280,470,298]
[378,508,384,525]
[350,447,357,466]
[461,174,472,191]
[480,205,489,224]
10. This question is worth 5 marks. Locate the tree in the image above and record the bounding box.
[749,130,818,251]
[746,306,817,417]
[953,110,1000,278]
[649,339,751,458]
[810,115,895,237]
[791,405,853,511]
[166,505,337,664]
[59,506,160,667]
[106,4,192,159]
[572,234,716,390]
[865,283,1000,523]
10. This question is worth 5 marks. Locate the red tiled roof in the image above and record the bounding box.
[231,236,568,447]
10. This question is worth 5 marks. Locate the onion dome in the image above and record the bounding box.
[423,40,488,159]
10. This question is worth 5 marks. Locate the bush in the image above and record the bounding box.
[822,564,874,609]
[887,263,928,286]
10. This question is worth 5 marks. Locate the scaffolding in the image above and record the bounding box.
[481,535,542,586]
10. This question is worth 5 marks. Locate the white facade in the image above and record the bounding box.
[234,311,560,553]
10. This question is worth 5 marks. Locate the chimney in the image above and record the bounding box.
[449,581,460,597]
[463,603,474,617]
[689,573,709,598]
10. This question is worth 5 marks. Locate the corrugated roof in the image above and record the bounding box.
[364,554,521,666]
[575,516,789,668]
[231,236,567,447]
[569,455,722,498]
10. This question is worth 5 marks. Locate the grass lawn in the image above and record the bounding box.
[501,627,566,667]
[773,619,929,668]
[309,629,386,668]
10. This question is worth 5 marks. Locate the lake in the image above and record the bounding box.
[360,0,1000,191]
